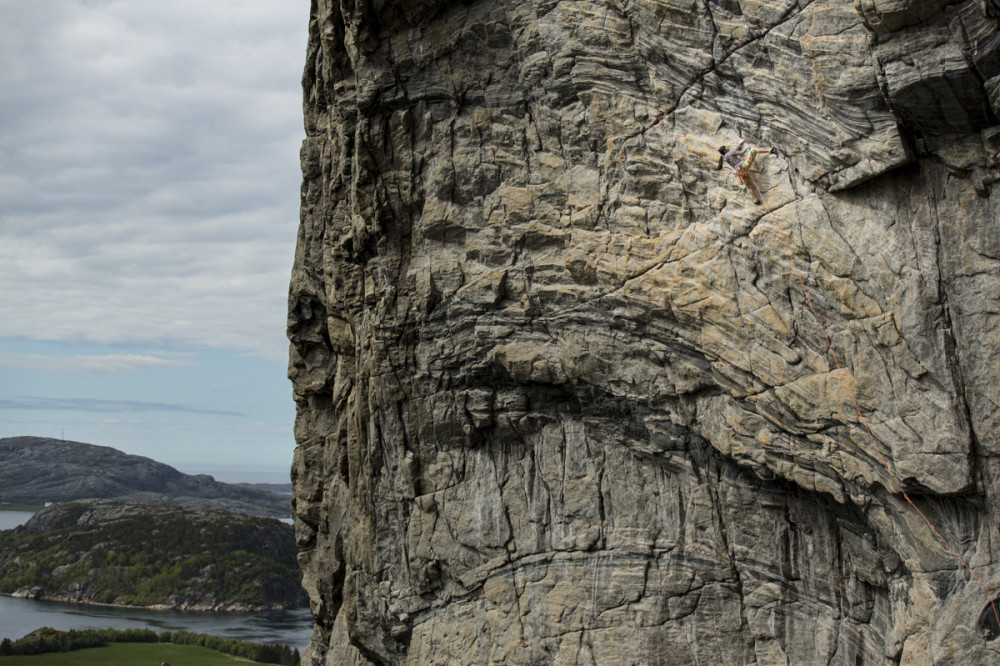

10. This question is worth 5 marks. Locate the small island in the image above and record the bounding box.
[0,500,307,611]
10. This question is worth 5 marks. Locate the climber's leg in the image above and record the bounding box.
[737,167,748,187]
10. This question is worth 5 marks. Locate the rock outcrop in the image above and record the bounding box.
[0,437,290,518]
[288,0,1000,663]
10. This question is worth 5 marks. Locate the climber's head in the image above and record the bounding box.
[718,145,727,155]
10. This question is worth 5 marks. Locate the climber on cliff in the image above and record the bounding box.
[716,140,776,204]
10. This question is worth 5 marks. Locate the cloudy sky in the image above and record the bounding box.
[0,1,311,482]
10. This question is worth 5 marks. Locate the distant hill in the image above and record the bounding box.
[0,500,308,611]
[235,482,293,495]
[0,437,289,518]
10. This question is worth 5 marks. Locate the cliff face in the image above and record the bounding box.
[288,0,1000,663]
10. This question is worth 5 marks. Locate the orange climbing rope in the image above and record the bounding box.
[743,168,1000,630]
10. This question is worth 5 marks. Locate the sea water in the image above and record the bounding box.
[0,595,313,650]
[0,511,34,531]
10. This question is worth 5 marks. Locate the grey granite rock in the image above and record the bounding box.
[288,0,1000,663]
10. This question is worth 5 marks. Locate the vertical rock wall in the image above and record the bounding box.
[288,0,1000,663]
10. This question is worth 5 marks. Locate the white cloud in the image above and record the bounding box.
[0,346,192,374]
[0,396,242,416]
[0,1,309,360]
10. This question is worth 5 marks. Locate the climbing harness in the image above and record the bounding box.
[744,168,1000,631]
[736,148,758,187]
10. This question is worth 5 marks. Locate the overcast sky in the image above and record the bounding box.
[0,1,310,482]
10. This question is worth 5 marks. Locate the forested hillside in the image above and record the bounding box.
[0,500,307,610]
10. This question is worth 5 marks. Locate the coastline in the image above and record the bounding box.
[3,590,303,613]
[0,592,314,651]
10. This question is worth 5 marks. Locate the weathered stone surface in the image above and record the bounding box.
[289,0,1000,663]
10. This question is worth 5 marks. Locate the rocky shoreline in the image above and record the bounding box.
[6,588,287,613]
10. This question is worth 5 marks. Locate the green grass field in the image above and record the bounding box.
[0,642,259,665]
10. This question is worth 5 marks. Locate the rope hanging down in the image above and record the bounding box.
[744,168,1000,631]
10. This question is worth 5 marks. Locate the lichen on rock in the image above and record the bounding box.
[288,0,1000,663]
